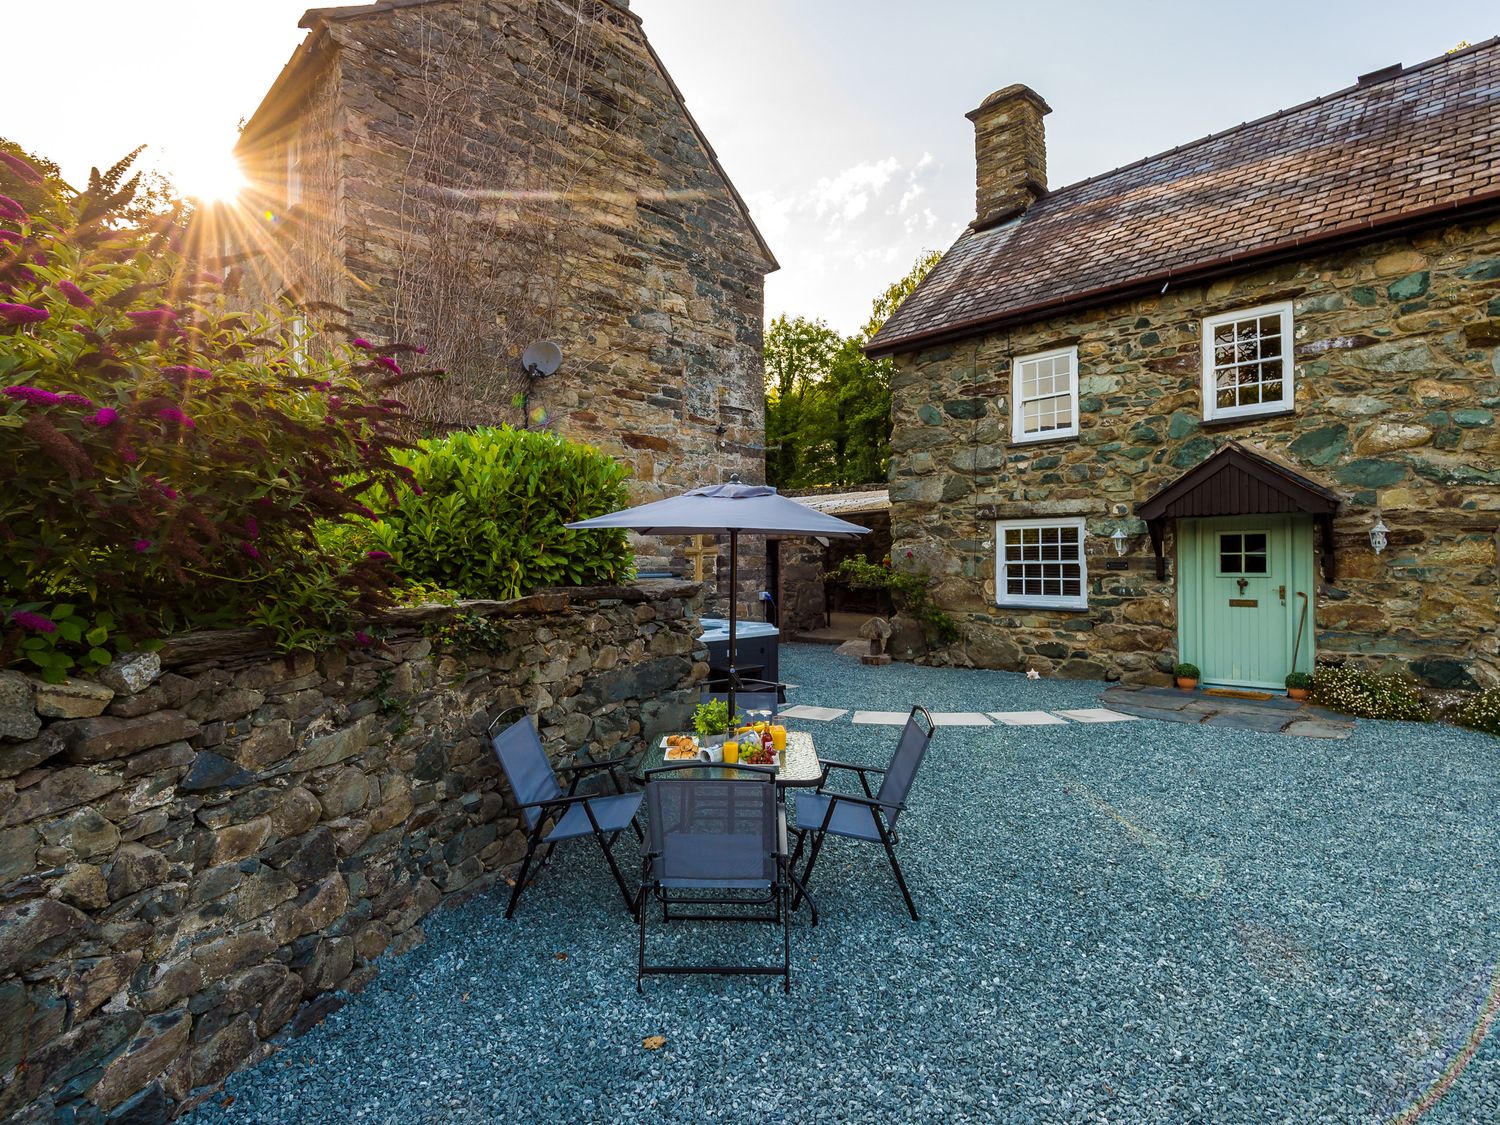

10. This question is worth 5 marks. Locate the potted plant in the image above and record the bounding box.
[1285,671,1313,701]
[1174,662,1201,690]
[692,698,739,747]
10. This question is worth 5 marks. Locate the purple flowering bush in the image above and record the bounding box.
[0,151,433,675]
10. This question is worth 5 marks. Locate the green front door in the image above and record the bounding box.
[1177,516,1315,689]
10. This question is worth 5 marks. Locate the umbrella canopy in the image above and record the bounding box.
[564,479,870,537]
[566,478,868,721]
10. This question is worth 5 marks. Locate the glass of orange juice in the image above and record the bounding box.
[770,724,787,752]
[722,739,739,765]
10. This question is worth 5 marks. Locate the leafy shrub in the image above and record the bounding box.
[0,149,429,662]
[834,554,960,645]
[1285,671,1312,689]
[1452,687,1500,737]
[1174,662,1200,680]
[1310,665,1432,721]
[349,426,632,600]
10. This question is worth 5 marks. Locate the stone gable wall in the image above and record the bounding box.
[889,218,1500,688]
[0,581,703,1123]
[238,0,772,619]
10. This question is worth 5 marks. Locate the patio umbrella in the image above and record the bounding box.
[565,476,867,719]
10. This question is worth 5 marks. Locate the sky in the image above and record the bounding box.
[5,1,1495,334]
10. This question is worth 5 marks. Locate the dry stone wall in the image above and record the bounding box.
[889,218,1500,687]
[0,580,703,1123]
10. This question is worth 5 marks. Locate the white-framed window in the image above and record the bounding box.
[1201,302,1293,421]
[286,133,303,208]
[995,517,1088,610]
[1010,345,1079,443]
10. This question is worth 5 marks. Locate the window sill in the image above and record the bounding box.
[994,602,1090,614]
[1199,408,1296,431]
[1008,433,1079,450]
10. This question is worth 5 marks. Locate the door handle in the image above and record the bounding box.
[1279,585,1286,605]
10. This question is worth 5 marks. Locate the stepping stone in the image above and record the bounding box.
[1282,719,1353,740]
[988,711,1069,726]
[1052,708,1139,724]
[1200,711,1289,734]
[850,711,911,725]
[929,712,993,726]
[1106,703,1205,725]
[778,705,847,722]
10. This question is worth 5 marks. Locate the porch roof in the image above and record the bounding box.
[1137,443,1341,581]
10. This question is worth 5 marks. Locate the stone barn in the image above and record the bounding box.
[229,0,778,614]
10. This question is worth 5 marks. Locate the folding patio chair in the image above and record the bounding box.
[637,763,814,993]
[790,705,935,920]
[488,710,643,919]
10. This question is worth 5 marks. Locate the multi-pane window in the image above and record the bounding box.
[1218,532,1268,575]
[1201,303,1293,421]
[1011,346,1079,443]
[995,518,1088,609]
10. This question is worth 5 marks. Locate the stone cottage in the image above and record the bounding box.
[230,0,777,611]
[867,42,1500,690]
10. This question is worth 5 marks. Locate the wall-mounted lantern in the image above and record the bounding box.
[1111,527,1129,557]
[1369,513,1389,556]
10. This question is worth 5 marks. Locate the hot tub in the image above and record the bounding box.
[698,617,779,686]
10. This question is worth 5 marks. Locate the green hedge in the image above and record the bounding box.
[352,426,633,600]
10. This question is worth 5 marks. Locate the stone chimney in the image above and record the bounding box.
[965,84,1052,230]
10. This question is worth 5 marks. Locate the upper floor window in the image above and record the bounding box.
[1011,345,1078,443]
[1202,302,1293,421]
[995,517,1088,610]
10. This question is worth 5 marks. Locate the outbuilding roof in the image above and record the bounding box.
[869,40,1500,356]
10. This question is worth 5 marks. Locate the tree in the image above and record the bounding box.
[862,249,942,342]
[764,251,941,489]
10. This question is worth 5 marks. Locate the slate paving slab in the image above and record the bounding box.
[1101,685,1354,739]
[849,710,910,725]
[928,712,994,726]
[1053,707,1139,724]
[988,710,1069,726]
[776,705,847,722]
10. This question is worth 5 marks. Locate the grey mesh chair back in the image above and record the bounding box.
[646,772,778,889]
[490,717,562,830]
[874,709,934,826]
[638,762,808,992]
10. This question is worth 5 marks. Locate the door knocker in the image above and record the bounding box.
[1236,578,1249,595]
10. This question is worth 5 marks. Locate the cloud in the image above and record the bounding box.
[753,151,949,333]
[811,157,900,223]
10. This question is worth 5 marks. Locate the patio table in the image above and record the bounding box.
[633,730,823,789]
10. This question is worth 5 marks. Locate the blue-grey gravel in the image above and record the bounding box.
[186,644,1499,1124]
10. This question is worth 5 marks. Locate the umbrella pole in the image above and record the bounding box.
[726,528,738,724]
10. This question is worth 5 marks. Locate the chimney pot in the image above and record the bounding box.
[966,84,1051,231]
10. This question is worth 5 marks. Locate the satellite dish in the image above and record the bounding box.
[521,340,563,378]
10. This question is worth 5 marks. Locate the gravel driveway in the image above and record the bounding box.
[188,644,1499,1124]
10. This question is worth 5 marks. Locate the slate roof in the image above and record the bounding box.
[869,40,1500,355]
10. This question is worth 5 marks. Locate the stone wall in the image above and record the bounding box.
[0,581,703,1123]
[235,0,773,621]
[888,218,1500,688]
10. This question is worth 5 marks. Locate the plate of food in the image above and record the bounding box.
[663,734,699,761]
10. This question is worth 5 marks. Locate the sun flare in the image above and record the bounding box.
[167,147,247,203]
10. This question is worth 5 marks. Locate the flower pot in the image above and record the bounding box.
[1287,687,1309,701]
[1175,677,1199,690]
[698,733,727,748]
